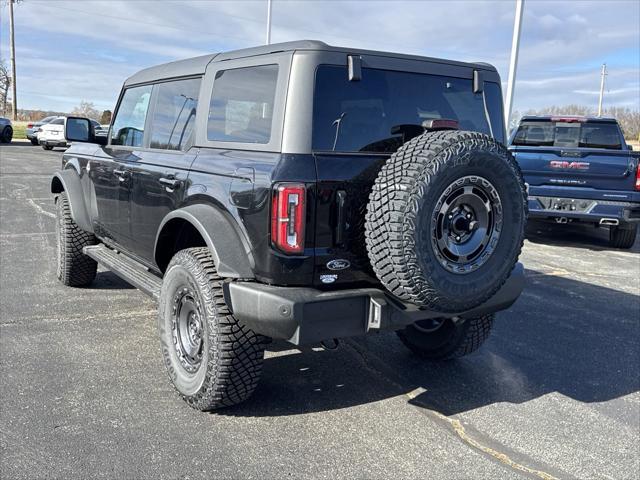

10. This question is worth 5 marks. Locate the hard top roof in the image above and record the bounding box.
[520,115,618,123]
[124,40,498,86]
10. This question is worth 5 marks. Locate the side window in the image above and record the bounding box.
[149,78,201,150]
[50,118,64,125]
[208,64,278,144]
[111,85,152,147]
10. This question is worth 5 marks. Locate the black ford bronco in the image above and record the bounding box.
[52,41,526,410]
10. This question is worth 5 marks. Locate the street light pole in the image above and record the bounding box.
[597,63,607,117]
[504,0,524,130]
[266,0,272,45]
[8,0,18,120]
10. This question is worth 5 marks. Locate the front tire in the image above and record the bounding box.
[56,192,97,286]
[397,314,494,360]
[158,247,269,411]
[609,224,637,249]
[43,145,53,150]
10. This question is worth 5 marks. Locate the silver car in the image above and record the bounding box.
[0,117,12,143]
[26,116,57,145]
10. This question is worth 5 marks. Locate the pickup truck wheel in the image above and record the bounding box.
[365,130,526,312]
[158,247,269,411]
[397,314,494,360]
[609,224,637,249]
[55,192,97,287]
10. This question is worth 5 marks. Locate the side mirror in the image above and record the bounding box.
[65,117,107,146]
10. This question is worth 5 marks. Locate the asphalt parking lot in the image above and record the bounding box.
[1,142,639,479]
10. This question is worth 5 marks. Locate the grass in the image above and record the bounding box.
[11,121,28,140]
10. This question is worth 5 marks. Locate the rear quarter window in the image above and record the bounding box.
[207,65,278,144]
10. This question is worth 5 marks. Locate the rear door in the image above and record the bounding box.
[311,61,505,288]
[128,77,202,262]
[90,84,152,251]
[510,120,635,191]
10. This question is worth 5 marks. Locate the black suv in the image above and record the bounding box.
[53,41,527,410]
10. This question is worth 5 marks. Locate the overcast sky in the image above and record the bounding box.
[1,0,638,115]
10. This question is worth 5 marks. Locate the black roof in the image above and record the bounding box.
[124,40,498,86]
[520,115,618,123]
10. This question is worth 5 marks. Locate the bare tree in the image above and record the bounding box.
[0,59,11,117]
[71,100,100,120]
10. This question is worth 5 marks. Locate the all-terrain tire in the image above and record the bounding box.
[609,224,637,249]
[1,126,12,143]
[56,192,97,286]
[365,130,527,312]
[397,314,494,360]
[158,247,270,411]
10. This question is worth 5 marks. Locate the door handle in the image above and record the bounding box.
[113,169,129,181]
[159,177,181,188]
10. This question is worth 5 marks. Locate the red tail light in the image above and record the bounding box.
[27,123,34,128]
[271,183,306,254]
[635,162,640,191]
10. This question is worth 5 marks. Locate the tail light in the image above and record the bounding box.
[271,183,306,254]
[635,162,640,191]
[27,123,33,128]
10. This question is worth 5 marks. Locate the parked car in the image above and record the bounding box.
[0,117,12,143]
[26,116,57,145]
[51,40,526,411]
[509,115,640,248]
[39,117,101,150]
[38,117,67,150]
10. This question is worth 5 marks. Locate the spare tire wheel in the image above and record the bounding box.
[365,130,527,312]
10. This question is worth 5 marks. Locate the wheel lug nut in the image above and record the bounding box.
[455,236,461,241]
[448,214,453,219]
[466,213,472,219]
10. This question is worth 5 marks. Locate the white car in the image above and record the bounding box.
[37,117,67,150]
[38,117,101,150]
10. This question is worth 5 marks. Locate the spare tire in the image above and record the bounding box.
[365,130,526,312]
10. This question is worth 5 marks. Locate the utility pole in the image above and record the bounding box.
[504,0,524,130]
[8,0,18,120]
[265,0,272,45]
[597,63,607,117]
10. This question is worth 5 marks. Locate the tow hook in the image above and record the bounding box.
[320,338,340,350]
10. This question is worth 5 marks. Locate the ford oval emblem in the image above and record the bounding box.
[327,259,351,271]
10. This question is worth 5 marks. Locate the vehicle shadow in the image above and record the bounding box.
[526,219,639,254]
[220,269,640,417]
[92,271,136,290]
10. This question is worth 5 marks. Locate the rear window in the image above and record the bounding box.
[512,121,622,149]
[312,65,504,153]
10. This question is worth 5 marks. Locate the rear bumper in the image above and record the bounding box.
[40,139,67,147]
[528,195,640,224]
[225,263,525,345]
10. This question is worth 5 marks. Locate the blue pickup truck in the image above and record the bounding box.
[508,116,640,248]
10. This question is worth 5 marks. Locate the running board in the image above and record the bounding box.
[83,244,162,301]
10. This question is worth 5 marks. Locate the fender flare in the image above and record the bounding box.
[154,204,255,279]
[50,169,93,233]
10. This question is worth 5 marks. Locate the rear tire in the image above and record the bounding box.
[397,314,494,360]
[56,192,97,287]
[609,224,637,249]
[1,126,12,143]
[158,247,270,411]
